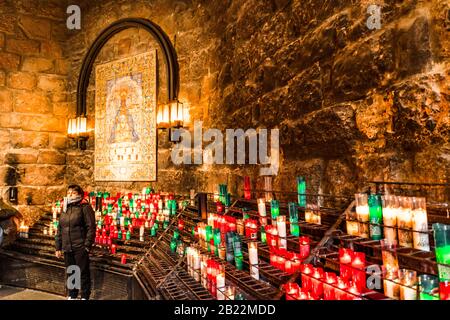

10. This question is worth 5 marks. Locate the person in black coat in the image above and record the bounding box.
[55,184,96,300]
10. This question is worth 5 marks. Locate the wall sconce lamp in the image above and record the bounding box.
[68,115,89,150]
[157,99,185,143]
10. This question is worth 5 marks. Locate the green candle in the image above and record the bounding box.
[368,194,383,240]
[150,226,156,237]
[270,200,279,220]
[288,202,300,237]
[260,226,266,244]
[126,230,131,240]
[235,255,243,270]
[297,177,306,208]
[433,223,450,281]
[419,274,440,300]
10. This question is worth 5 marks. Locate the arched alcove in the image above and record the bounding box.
[76,18,179,116]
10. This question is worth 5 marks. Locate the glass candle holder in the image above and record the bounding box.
[351,252,366,292]
[311,267,324,299]
[225,286,235,300]
[271,200,280,220]
[291,253,301,273]
[346,206,359,236]
[399,268,417,300]
[334,277,349,300]
[257,198,267,217]
[380,239,399,277]
[397,196,413,248]
[296,177,306,208]
[339,248,354,281]
[288,202,300,237]
[323,272,337,300]
[299,236,310,259]
[432,223,450,286]
[248,242,259,280]
[355,193,369,238]
[300,264,313,292]
[368,194,383,240]
[439,281,450,300]
[277,216,287,249]
[381,195,398,243]
[419,274,440,300]
[411,197,430,251]
[285,283,300,300]
[383,273,400,300]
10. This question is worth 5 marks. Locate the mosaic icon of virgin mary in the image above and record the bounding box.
[107,77,142,144]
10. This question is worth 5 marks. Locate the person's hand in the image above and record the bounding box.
[55,250,62,258]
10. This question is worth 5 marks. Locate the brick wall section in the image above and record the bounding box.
[0,0,68,224]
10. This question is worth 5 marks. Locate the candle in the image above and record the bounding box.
[270,200,279,220]
[248,242,259,280]
[380,239,399,277]
[351,252,366,292]
[368,194,383,240]
[411,197,430,251]
[296,177,306,208]
[323,272,337,300]
[237,219,244,236]
[346,204,359,236]
[347,282,361,300]
[339,248,353,281]
[257,198,266,219]
[277,216,287,249]
[285,283,299,300]
[418,274,440,300]
[381,195,398,243]
[121,254,127,264]
[311,267,324,299]
[288,202,300,236]
[399,269,417,300]
[355,193,369,238]
[216,266,226,300]
[439,281,450,300]
[111,244,117,254]
[291,253,301,273]
[397,196,413,248]
[299,236,310,259]
[383,275,400,300]
[335,277,349,300]
[225,286,235,300]
[300,264,313,292]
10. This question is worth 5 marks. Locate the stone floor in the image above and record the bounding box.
[0,285,65,300]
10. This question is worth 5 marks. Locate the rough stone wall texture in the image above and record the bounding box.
[1,0,449,224]
[0,0,68,225]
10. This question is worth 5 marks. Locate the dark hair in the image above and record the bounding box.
[68,184,84,196]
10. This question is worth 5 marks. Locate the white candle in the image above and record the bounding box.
[257,198,266,217]
[194,250,201,282]
[384,279,400,299]
[356,205,369,238]
[277,216,286,237]
[412,208,430,251]
[120,217,125,227]
[248,242,259,280]
[216,272,225,300]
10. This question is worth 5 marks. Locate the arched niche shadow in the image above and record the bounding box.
[76,18,179,116]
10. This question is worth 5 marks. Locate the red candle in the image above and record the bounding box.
[111,244,117,254]
[299,236,310,259]
[298,288,309,300]
[440,281,450,300]
[311,267,324,299]
[300,264,313,292]
[178,219,185,231]
[270,253,278,268]
[285,283,299,300]
[107,236,112,247]
[347,282,361,300]
[335,277,349,300]
[121,254,127,264]
[277,255,286,271]
[113,229,119,239]
[339,248,353,281]
[102,227,107,237]
[323,272,337,300]
[351,252,366,292]
[285,260,293,274]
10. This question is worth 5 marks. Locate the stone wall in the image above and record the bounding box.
[1,0,449,224]
[0,0,68,224]
[66,0,448,196]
